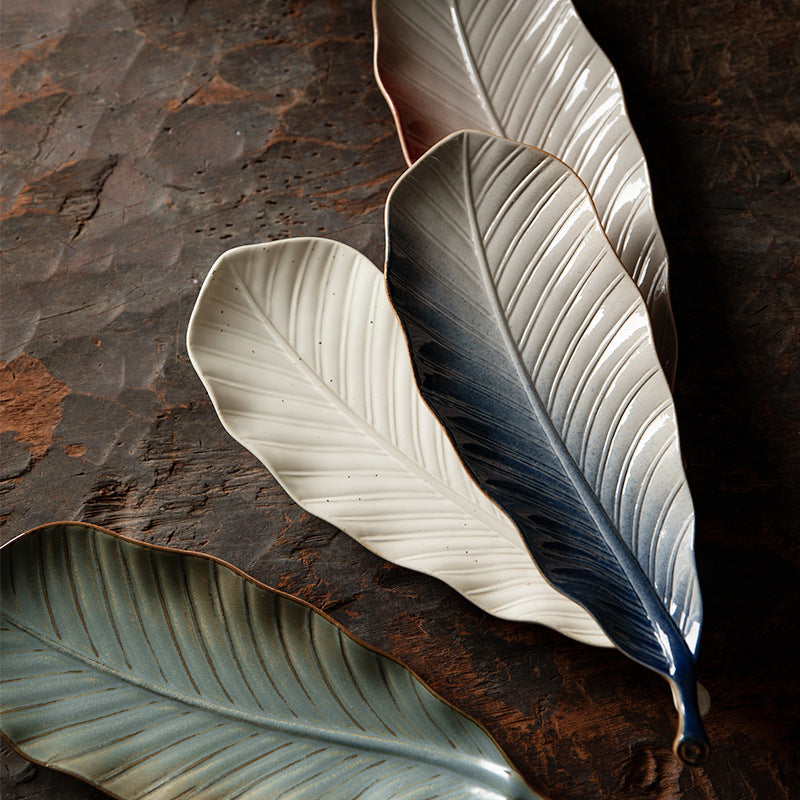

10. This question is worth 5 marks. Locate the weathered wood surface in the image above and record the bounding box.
[1,1,798,798]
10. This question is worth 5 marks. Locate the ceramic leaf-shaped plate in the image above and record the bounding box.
[0,522,542,800]
[385,131,707,765]
[186,237,609,647]
[373,0,678,383]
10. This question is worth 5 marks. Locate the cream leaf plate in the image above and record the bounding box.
[186,237,609,647]
[373,0,678,383]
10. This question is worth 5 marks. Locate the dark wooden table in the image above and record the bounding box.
[2,1,798,798]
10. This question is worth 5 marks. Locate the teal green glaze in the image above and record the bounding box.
[0,522,541,800]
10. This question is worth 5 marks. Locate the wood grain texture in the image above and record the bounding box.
[1,0,798,798]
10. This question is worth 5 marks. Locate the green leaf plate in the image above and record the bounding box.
[1,522,542,800]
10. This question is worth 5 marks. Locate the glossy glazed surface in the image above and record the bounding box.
[374,0,678,382]
[385,131,706,763]
[187,237,609,646]
[0,522,541,800]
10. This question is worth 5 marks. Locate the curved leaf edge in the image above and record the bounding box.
[0,520,541,797]
[382,131,708,765]
[371,0,417,169]
[186,239,383,527]
[371,0,679,387]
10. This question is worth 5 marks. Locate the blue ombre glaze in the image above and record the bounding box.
[385,131,707,763]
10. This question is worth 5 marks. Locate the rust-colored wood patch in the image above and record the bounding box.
[0,353,70,460]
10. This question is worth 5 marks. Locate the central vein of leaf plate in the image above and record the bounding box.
[458,139,687,667]
[449,0,504,133]
[2,610,524,792]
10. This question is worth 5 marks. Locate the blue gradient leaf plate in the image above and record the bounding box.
[385,130,708,765]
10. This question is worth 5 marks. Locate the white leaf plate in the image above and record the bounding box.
[373,0,678,383]
[187,237,609,647]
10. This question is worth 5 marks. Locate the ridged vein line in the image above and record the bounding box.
[663,517,694,603]
[507,191,589,323]
[469,0,518,65]
[513,17,579,137]
[546,253,615,435]
[336,632,396,738]
[211,568,266,712]
[544,273,627,412]
[131,733,271,798]
[539,46,597,149]
[486,0,560,105]
[166,743,310,800]
[89,535,133,671]
[613,405,673,526]
[91,719,227,781]
[179,563,235,705]
[590,367,659,494]
[305,614,366,732]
